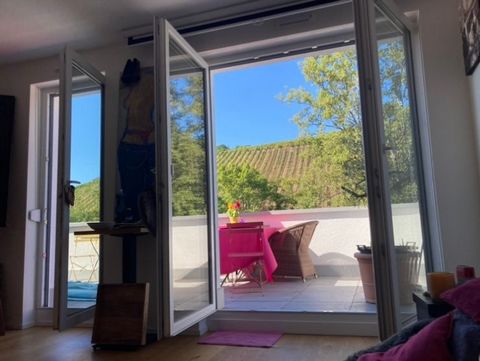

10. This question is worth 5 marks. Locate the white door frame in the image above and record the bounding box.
[154,17,218,337]
[54,47,105,330]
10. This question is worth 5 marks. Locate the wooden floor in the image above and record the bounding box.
[0,327,377,361]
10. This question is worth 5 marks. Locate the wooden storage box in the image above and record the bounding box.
[92,283,149,347]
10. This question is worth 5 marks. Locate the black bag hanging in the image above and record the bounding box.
[121,58,141,85]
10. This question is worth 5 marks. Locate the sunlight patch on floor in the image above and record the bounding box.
[222,276,378,313]
[334,279,360,287]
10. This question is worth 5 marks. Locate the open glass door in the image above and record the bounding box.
[154,18,217,336]
[354,0,428,339]
[54,47,105,330]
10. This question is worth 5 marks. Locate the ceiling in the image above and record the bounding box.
[0,0,311,65]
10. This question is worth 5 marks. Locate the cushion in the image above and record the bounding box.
[450,310,480,361]
[357,313,453,361]
[345,320,431,361]
[441,278,480,322]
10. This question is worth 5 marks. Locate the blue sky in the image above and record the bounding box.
[69,56,313,182]
[213,57,314,148]
[71,92,101,184]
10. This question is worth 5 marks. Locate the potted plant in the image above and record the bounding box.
[226,200,241,223]
[354,245,376,303]
[354,244,421,304]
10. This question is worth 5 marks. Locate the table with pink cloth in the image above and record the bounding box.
[219,225,279,282]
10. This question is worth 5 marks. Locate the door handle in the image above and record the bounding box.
[28,209,42,223]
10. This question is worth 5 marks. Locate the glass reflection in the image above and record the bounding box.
[375,7,425,319]
[67,66,101,311]
[169,39,211,321]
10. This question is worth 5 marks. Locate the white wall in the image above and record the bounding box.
[0,57,59,329]
[470,66,480,175]
[397,0,480,273]
[0,42,154,328]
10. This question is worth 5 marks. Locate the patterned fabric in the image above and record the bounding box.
[357,314,453,361]
[344,320,431,361]
[450,310,480,361]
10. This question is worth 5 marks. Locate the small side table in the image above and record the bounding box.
[74,226,149,283]
[412,292,454,320]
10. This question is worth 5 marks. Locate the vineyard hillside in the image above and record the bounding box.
[70,178,100,222]
[217,140,314,183]
[71,140,315,221]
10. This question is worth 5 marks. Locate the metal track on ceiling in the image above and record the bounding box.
[127,0,343,46]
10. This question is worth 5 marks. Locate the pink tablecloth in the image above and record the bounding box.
[219,226,279,282]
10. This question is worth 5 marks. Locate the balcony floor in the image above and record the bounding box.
[222,276,378,313]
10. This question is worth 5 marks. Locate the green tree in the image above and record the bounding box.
[280,40,416,207]
[378,40,418,203]
[170,73,209,216]
[217,164,294,213]
[280,50,366,207]
[217,144,229,152]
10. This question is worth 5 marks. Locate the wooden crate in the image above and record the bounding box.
[92,283,149,347]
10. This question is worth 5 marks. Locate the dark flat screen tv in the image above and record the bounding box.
[0,95,14,227]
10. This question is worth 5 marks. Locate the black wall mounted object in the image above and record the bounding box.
[0,95,15,227]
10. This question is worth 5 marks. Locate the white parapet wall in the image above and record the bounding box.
[217,207,370,277]
[218,204,424,278]
[70,203,424,281]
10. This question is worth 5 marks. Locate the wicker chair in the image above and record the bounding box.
[269,221,318,281]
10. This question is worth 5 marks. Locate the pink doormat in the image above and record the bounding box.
[198,331,282,348]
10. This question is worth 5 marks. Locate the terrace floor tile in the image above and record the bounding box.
[222,276,372,313]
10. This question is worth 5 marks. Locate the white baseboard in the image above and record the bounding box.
[207,311,379,337]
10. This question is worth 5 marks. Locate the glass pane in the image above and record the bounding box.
[374,7,425,321]
[169,37,211,322]
[44,95,60,308]
[67,66,102,311]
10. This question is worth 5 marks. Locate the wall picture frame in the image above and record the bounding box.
[460,0,480,75]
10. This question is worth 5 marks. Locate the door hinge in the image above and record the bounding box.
[43,208,48,225]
